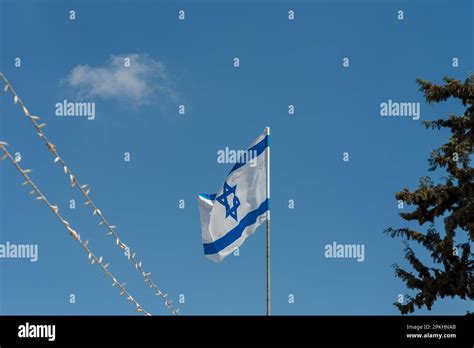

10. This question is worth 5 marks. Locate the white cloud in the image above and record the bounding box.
[64,54,176,105]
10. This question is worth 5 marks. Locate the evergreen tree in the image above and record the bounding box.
[385,75,473,314]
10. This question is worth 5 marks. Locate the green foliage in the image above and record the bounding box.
[385,75,474,314]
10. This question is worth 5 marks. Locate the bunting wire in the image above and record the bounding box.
[0,73,179,315]
[0,142,151,316]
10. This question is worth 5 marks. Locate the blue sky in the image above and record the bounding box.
[0,0,472,315]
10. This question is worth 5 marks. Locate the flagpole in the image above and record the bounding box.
[265,126,271,316]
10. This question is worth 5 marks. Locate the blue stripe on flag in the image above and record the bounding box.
[199,193,216,201]
[228,135,268,174]
[203,198,269,255]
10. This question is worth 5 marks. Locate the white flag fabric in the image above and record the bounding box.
[198,128,269,262]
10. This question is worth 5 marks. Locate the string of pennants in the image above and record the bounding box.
[0,73,179,316]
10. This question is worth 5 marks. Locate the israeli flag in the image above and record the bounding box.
[198,128,270,262]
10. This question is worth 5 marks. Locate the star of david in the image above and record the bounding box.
[216,181,241,222]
